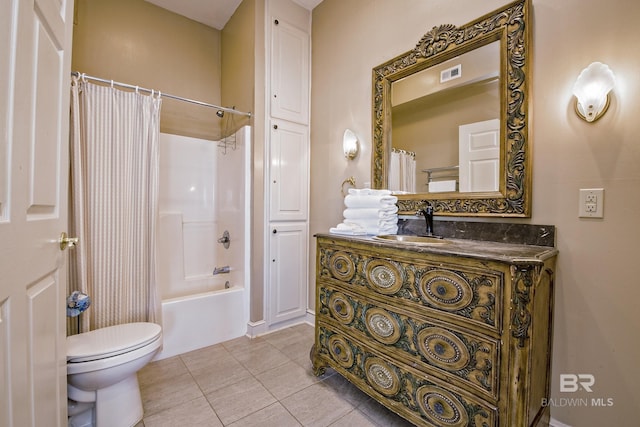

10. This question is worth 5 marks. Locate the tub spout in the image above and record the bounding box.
[213,266,230,275]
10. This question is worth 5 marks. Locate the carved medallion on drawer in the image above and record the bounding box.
[418,270,473,311]
[364,308,402,345]
[364,357,401,397]
[327,334,355,369]
[416,386,470,427]
[328,251,356,282]
[328,291,355,324]
[417,269,498,329]
[365,259,405,294]
[417,326,470,371]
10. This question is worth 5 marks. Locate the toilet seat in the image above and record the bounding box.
[67,322,162,363]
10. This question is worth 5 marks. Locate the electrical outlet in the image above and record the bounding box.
[579,188,604,218]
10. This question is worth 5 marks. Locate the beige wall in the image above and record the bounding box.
[72,0,223,140]
[222,0,267,323]
[310,0,640,426]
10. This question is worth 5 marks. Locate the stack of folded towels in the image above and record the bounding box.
[330,189,398,235]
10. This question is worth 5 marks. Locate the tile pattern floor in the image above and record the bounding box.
[136,323,416,426]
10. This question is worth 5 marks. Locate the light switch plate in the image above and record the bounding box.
[579,188,604,218]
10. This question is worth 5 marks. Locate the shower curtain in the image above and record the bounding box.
[68,76,162,332]
[389,149,416,193]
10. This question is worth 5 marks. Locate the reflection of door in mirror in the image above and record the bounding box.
[391,41,500,194]
[459,118,500,192]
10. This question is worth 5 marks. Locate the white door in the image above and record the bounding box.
[269,120,309,221]
[270,14,310,125]
[458,118,500,192]
[0,0,74,426]
[268,222,308,324]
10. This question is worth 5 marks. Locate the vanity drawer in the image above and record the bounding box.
[315,323,498,427]
[318,283,500,400]
[318,246,504,333]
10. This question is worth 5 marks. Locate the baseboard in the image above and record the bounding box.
[305,308,315,325]
[549,417,572,427]
[246,320,267,338]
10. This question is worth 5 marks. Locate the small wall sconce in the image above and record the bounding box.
[343,129,359,160]
[572,62,616,122]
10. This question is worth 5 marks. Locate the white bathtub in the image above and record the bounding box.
[154,281,247,360]
[153,127,251,360]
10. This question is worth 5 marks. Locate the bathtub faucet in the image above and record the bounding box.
[213,266,230,275]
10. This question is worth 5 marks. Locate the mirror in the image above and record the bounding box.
[372,0,531,217]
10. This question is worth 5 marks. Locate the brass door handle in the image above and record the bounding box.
[59,232,79,250]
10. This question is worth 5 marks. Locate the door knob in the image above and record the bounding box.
[59,232,79,250]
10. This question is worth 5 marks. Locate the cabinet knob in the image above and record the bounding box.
[274,19,279,25]
[273,229,278,234]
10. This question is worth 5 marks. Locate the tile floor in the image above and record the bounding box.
[136,323,415,427]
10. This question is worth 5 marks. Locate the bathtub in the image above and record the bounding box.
[153,127,251,360]
[154,281,247,360]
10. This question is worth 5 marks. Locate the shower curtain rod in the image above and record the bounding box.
[71,71,252,118]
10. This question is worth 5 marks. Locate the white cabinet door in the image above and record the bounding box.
[269,120,309,221]
[458,119,500,192]
[270,16,310,125]
[268,222,308,324]
[0,0,73,425]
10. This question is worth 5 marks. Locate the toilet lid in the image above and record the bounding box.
[67,322,162,363]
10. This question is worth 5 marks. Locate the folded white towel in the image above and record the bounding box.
[358,224,398,235]
[343,206,398,220]
[344,217,398,229]
[329,222,367,235]
[376,224,398,235]
[344,194,398,209]
[348,188,392,196]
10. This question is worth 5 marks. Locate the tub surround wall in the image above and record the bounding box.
[157,131,246,300]
[155,127,251,360]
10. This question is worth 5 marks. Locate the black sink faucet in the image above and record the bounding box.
[421,203,434,236]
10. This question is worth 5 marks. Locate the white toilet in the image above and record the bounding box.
[66,322,162,427]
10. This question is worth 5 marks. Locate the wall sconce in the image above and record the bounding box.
[343,129,359,160]
[572,62,616,122]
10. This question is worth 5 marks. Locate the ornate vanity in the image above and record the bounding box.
[311,1,556,425]
[312,232,557,426]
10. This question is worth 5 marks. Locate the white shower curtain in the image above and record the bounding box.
[389,149,416,193]
[69,77,162,332]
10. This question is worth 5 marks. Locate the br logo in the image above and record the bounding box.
[560,374,595,392]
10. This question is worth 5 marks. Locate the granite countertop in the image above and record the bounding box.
[316,233,558,265]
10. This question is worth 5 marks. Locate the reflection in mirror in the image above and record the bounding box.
[372,0,531,217]
[390,41,500,194]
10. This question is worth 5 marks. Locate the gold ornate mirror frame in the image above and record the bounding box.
[372,0,531,217]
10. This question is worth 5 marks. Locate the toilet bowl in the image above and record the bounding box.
[67,322,162,427]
